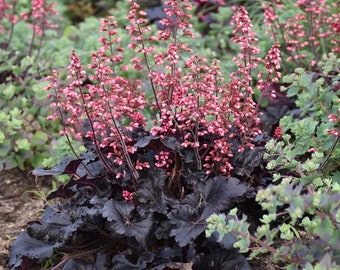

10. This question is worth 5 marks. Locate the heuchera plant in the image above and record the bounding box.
[8,1,284,269]
[261,0,340,70]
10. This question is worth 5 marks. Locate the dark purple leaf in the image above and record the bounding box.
[112,251,154,269]
[210,231,237,250]
[146,6,165,21]
[197,176,248,212]
[32,157,83,176]
[9,232,62,269]
[230,147,265,176]
[62,259,95,270]
[162,136,181,151]
[193,248,252,270]
[136,169,170,214]
[168,177,248,247]
[62,254,111,270]
[42,205,73,224]
[77,160,105,177]
[47,175,97,200]
[103,201,154,246]
[102,200,134,223]
[134,136,159,148]
[26,220,80,244]
[263,82,294,107]
[168,205,207,247]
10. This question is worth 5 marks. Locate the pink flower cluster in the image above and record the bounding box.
[327,105,340,137]
[262,0,340,66]
[122,190,134,203]
[0,0,18,34]
[1,0,58,53]
[46,1,283,177]
[46,16,148,179]
[22,0,58,36]
[155,151,173,169]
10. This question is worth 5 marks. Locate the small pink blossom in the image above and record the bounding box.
[327,128,340,137]
[328,114,339,123]
[155,151,173,168]
[273,126,282,139]
[122,190,134,203]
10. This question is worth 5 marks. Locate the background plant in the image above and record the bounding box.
[261,0,340,71]
[6,0,340,269]
[0,0,61,170]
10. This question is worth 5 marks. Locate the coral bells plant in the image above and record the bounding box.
[1,0,58,53]
[45,2,278,178]
[9,1,285,269]
[261,0,340,69]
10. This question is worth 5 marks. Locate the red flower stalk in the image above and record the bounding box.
[22,0,58,57]
[46,2,280,177]
[0,0,19,48]
[256,42,282,111]
[46,15,147,181]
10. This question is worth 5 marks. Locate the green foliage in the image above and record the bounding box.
[0,1,60,170]
[207,176,340,268]
[278,53,340,175]
[0,52,60,169]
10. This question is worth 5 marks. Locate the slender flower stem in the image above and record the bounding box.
[52,87,93,177]
[27,23,36,57]
[195,95,202,170]
[306,12,319,64]
[5,2,17,49]
[318,135,340,173]
[106,99,140,181]
[76,78,116,176]
[137,24,161,113]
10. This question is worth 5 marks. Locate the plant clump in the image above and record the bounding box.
[7,0,340,270]
[8,1,280,269]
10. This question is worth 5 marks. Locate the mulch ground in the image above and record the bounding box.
[0,169,52,269]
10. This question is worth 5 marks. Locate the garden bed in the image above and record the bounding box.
[0,170,51,268]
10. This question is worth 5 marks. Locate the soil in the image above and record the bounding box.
[0,169,52,270]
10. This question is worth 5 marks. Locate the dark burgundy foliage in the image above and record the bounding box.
[8,124,273,269]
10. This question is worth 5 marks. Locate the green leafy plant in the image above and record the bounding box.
[278,54,340,177]
[0,0,61,170]
[206,177,340,269]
